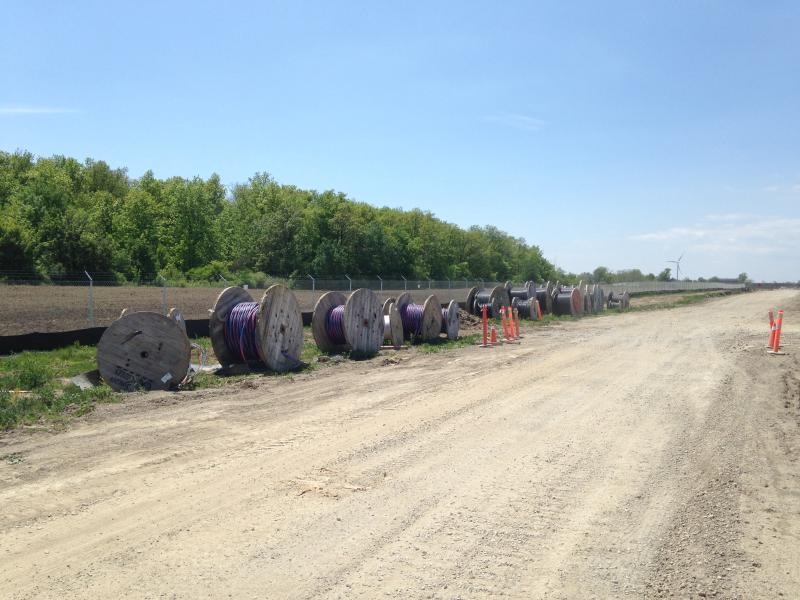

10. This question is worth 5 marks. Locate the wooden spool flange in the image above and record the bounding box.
[312,291,348,353]
[168,307,187,335]
[97,311,190,392]
[594,286,605,313]
[498,284,511,309]
[382,297,396,316]
[420,295,443,342]
[343,288,383,355]
[257,284,304,371]
[383,302,404,349]
[313,288,383,356]
[209,286,254,368]
[465,286,478,315]
[394,291,414,339]
[395,291,414,312]
[441,299,459,340]
[534,283,548,315]
[490,284,509,317]
[574,286,584,315]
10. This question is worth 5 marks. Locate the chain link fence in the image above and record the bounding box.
[598,281,746,294]
[0,271,747,335]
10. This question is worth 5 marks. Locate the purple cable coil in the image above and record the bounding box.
[400,303,425,337]
[224,302,261,362]
[326,305,347,345]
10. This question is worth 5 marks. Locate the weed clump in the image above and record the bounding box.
[0,344,116,431]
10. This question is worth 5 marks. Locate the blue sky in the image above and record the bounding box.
[2,1,798,281]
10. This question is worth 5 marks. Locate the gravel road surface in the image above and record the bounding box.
[1,289,798,598]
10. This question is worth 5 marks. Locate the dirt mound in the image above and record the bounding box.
[458,308,482,331]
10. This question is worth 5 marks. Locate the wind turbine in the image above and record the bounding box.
[667,252,684,281]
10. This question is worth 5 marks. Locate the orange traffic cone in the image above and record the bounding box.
[771,309,784,353]
[500,307,510,340]
[490,325,497,344]
[768,310,775,348]
[478,303,490,347]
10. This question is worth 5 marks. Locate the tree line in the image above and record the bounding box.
[0,151,556,284]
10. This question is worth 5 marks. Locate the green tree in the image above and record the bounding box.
[592,266,611,283]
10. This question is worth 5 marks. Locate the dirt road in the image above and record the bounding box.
[1,290,799,598]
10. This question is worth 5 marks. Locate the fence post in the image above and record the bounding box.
[447,277,451,289]
[307,274,315,291]
[84,270,95,327]
[377,275,383,291]
[464,278,468,289]
[345,274,352,292]
[159,275,167,314]
[402,275,407,291]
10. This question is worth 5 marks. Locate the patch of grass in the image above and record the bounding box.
[2,451,24,464]
[417,333,480,353]
[300,335,324,364]
[0,343,97,390]
[0,343,116,431]
[628,291,729,312]
[520,313,579,327]
[0,384,117,431]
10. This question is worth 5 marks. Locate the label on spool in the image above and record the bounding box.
[161,372,173,383]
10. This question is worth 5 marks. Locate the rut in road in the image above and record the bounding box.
[1,289,798,599]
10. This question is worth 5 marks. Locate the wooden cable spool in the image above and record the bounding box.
[382,302,404,349]
[509,281,534,301]
[440,299,459,340]
[395,292,442,342]
[465,286,478,315]
[470,285,508,317]
[312,288,383,356]
[382,297,396,316]
[535,281,554,314]
[583,284,592,314]
[511,296,537,320]
[553,287,582,316]
[607,291,631,310]
[209,284,303,372]
[97,311,191,392]
[594,285,605,313]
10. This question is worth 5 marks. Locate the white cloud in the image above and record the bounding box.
[703,213,751,222]
[484,113,545,132]
[630,215,800,256]
[0,106,80,116]
[760,183,800,194]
